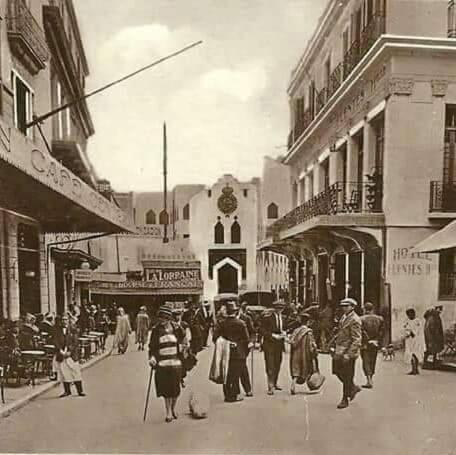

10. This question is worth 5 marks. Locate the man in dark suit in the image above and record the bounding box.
[331,298,362,409]
[238,302,254,397]
[360,302,384,389]
[213,301,250,403]
[53,315,86,398]
[260,300,287,395]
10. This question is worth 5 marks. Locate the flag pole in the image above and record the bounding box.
[163,122,169,244]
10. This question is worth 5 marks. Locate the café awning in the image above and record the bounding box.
[0,122,135,233]
[412,221,456,253]
[51,248,103,270]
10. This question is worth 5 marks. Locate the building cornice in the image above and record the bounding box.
[284,35,456,165]
[288,0,341,94]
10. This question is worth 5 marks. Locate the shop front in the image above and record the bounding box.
[0,123,135,320]
[90,257,203,318]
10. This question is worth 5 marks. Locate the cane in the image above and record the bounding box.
[143,367,154,422]
[250,343,254,393]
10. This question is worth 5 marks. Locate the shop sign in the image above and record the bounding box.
[74,269,93,282]
[92,279,203,291]
[147,268,201,282]
[0,125,135,232]
[135,225,163,237]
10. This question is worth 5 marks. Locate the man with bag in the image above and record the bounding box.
[360,302,384,389]
[212,301,250,403]
[331,298,362,409]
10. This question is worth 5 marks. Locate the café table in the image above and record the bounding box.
[21,350,46,386]
[78,338,91,362]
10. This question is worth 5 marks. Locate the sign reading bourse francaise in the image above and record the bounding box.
[91,267,203,293]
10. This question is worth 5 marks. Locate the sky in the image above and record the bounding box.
[73,1,327,192]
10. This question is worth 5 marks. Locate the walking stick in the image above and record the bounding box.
[143,367,154,422]
[250,338,255,393]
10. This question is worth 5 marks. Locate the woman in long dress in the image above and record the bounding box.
[288,312,318,395]
[113,307,131,354]
[135,306,150,351]
[403,308,425,375]
[148,305,186,422]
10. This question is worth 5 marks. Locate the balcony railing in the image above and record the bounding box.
[6,0,49,74]
[287,12,385,150]
[430,181,456,212]
[266,180,383,237]
[439,272,456,299]
[327,62,345,99]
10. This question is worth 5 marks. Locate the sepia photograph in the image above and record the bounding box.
[1,0,456,454]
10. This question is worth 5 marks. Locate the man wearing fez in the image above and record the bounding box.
[260,300,287,395]
[213,301,250,403]
[331,298,362,409]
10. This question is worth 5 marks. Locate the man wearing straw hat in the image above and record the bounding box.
[331,298,362,409]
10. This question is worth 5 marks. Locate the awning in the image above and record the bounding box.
[51,248,103,270]
[0,121,135,233]
[412,221,456,253]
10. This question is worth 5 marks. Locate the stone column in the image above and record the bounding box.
[363,121,376,210]
[329,149,341,185]
[304,174,312,200]
[313,165,321,196]
[6,214,20,320]
[39,233,50,314]
[346,135,359,182]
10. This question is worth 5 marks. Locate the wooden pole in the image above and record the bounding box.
[163,123,169,243]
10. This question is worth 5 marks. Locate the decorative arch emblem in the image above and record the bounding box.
[217,185,238,215]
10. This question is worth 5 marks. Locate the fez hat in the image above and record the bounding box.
[225,301,238,315]
[273,300,286,309]
[340,298,358,307]
[158,305,174,319]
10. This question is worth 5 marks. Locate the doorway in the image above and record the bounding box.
[55,262,65,316]
[17,223,41,315]
[218,263,239,294]
[348,251,362,308]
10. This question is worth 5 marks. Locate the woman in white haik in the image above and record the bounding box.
[403,308,425,375]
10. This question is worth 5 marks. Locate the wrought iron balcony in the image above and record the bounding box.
[266,180,383,237]
[6,0,49,74]
[439,272,456,299]
[327,62,345,99]
[430,181,456,212]
[287,13,385,150]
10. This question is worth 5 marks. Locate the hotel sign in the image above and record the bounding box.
[0,125,135,232]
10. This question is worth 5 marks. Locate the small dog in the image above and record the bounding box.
[188,391,209,419]
[381,344,395,361]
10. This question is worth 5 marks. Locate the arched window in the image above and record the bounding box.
[159,210,169,225]
[183,203,190,220]
[231,221,241,244]
[214,221,224,244]
[267,202,279,219]
[145,209,156,225]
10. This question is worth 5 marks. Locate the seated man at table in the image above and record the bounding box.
[19,314,40,350]
[53,314,86,398]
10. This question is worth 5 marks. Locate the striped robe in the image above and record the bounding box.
[149,321,185,398]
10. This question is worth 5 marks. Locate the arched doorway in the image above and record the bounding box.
[218,263,239,294]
